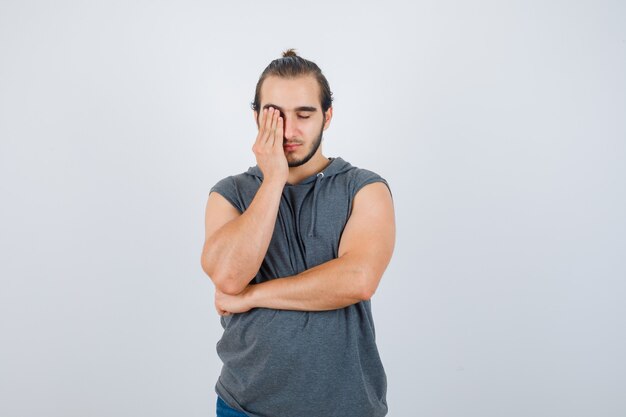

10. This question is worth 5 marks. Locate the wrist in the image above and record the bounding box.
[249,280,275,310]
[246,283,261,310]
[262,176,287,187]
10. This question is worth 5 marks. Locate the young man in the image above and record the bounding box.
[201,49,395,417]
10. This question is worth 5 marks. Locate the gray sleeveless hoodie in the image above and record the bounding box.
[209,156,392,417]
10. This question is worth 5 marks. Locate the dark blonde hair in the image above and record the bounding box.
[251,49,334,113]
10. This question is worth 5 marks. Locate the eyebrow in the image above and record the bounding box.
[262,104,318,113]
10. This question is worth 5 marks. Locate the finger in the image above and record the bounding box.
[263,108,274,142]
[258,107,266,129]
[269,110,279,146]
[275,116,284,149]
[255,108,268,145]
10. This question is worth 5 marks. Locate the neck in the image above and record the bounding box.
[286,153,331,185]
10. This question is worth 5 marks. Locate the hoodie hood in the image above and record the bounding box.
[244,156,354,237]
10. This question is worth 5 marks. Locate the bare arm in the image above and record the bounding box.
[201,107,288,296]
[248,252,373,311]
[214,181,395,313]
[201,179,284,295]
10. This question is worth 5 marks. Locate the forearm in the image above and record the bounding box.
[203,179,284,294]
[249,254,369,311]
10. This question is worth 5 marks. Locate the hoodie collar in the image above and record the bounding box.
[244,156,352,184]
[245,156,353,237]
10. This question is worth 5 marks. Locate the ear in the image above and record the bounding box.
[253,110,259,128]
[323,107,333,130]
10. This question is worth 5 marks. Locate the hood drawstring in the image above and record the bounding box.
[307,172,324,237]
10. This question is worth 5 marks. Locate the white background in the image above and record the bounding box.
[1,1,625,416]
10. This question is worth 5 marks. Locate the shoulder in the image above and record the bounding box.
[210,170,258,193]
[209,170,260,214]
[210,174,235,192]
[343,165,393,200]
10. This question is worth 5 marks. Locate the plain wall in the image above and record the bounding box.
[1,1,625,416]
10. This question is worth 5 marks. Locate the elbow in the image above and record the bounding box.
[201,260,247,295]
[360,285,376,301]
[206,271,246,295]
[215,276,248,296]
[202,261,246,295]
[359,269,380,301]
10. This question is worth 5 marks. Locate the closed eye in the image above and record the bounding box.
[298,115,310,119]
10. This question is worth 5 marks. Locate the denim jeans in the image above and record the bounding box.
[216,395,249,417]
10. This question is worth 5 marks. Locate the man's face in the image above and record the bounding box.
[255,75,332,168]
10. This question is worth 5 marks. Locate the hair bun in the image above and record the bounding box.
[282,48,298,58]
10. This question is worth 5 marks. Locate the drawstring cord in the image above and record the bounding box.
[307,172,324,237]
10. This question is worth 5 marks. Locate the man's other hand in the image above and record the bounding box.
[215,285,255,316]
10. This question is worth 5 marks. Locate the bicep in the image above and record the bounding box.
[338,182,395,286]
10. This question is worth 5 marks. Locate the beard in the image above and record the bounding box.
[286,117,325,168]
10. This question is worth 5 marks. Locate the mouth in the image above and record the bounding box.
[283,143,301,151]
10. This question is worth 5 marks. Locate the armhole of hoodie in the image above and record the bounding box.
[209,176,244,214]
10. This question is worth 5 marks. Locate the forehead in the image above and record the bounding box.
[260,75,321,110]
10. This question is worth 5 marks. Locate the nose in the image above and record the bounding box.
[283,114,297,141]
